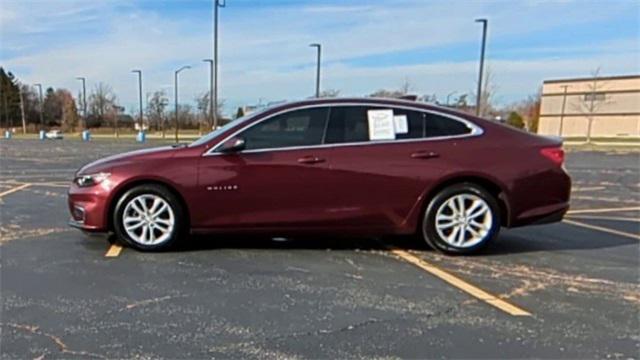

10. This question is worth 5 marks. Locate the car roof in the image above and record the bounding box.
[264,97,475,120]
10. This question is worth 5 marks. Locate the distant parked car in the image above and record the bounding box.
[68,97,571,254]
[45,130,63,140]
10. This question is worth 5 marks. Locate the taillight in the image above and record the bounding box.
[540,147,565,166]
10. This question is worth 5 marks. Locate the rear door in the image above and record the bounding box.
[325,105,459,231]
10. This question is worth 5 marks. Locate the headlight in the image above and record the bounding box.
[74,172,111,187]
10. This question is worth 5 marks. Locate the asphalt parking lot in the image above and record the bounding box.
[1,138,639,359]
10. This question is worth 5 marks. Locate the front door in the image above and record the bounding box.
[195,107,336,230]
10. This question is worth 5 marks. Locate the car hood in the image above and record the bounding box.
[77,145,179,175]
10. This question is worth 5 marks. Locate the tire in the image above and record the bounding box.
[113,184,185,251]
[421,183,500,255]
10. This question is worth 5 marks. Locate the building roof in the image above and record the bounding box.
[543,74,640,84]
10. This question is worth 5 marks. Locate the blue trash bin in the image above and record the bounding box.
[136,131,146,143]
[4,130,11,139]
[82,130,91,142]
[39,130,46,140]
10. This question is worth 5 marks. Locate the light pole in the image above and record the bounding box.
[309,43,321,98]
[174,65,191,143]
[213,0,226,130]
[203,59,214,130]
[475,18,488,117]
[131,70,144,131]
[34,83,44,130]
[76,77,87,129]
[559,85,570,137]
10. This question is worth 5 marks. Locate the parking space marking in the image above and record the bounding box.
[105,244,123,257]
[572,186,606,192]
[568,215,640,222]
[0,183,32,198]
[567,206,640,215]
[563,219,640,240]
[389,248,532,317]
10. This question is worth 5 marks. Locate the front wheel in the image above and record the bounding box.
[421,183,500,254]
[113,184,185,251]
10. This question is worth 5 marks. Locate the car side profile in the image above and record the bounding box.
[68,98,571,254]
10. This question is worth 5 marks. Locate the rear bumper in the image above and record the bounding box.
[510,202,569,227]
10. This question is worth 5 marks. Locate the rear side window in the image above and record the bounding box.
[424,113,472,138]
[324,106,472,143]
[324,106,374,144]
[240,107,328,150]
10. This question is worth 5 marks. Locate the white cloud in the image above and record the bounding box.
[1,0,638,114]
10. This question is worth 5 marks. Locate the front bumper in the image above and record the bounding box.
[67,182,111,232]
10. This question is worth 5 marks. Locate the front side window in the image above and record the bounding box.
[239,107,329,150]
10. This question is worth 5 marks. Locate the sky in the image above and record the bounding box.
[1,0,639,116]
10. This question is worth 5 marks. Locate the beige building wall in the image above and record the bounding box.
[538,75,640,138]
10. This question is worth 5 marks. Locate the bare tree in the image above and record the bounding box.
[572,67,611,143]
[370,78,415,99]
[88,83,117,128]
[474,66,497,117]
[147,90,169,136]
[319,89,340,98]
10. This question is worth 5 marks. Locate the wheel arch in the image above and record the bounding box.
[418,174,511,230]
[105,178,191,232]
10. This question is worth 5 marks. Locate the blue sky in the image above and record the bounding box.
[1,0,638,115]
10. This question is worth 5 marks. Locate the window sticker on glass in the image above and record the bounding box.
[367,109,396,140]
[393,114,408,134]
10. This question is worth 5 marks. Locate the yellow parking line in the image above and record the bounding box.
[0,183,32,198]
[563,219,640,240]
[567,206,640,215]
[389,248,532,317]
[105,244,123,257]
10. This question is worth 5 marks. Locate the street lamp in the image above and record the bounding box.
[212,0,226,130]
[174,65,191,143]
[475,18,488,117]
[203,59,214,129]
[76,77,87,129]
[34,83,44,130]
[309,43,321,98]
[131,70,144,131]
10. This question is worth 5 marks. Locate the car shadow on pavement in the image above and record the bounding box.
[169,224,637,256]
[176,234,430,253]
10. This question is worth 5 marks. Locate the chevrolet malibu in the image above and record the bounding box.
[68,98,571,254]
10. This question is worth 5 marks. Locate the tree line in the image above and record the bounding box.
[0,67,225,134]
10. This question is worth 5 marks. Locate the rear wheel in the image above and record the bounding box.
[421,183,500,254]
[113,184,184,251]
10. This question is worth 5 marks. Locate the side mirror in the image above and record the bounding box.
[218,137,246,153]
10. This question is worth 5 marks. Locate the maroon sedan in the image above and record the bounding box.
[68,98,570,254]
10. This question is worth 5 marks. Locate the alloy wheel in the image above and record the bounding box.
[433,193,493,248]
[122,194,175,245]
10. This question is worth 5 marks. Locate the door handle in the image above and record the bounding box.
[411,151,439,159]
[297,156,325,164]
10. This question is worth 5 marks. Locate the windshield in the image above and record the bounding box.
[189,109,268,147]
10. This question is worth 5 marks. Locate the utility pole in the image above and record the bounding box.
[213,0,226,130]
[34,83,44,130]
[131,70,144,131]
[475,18,488,117]
[203,59,214,129]
[309,43,321,98]
[76,77,87,129]
[558,85,569,137]
[174,65,191,143]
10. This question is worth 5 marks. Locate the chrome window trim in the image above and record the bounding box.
[203,102,484,157]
